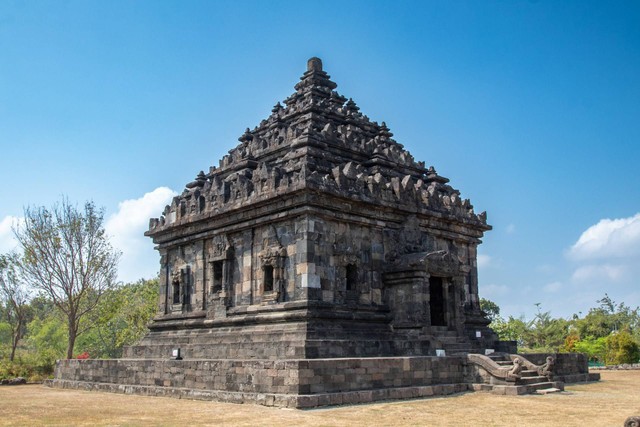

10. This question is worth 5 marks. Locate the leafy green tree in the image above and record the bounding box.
[13,199,120,359]
[605,330,640,365]
[574,336,608,363]
[0,253,31,361]
[480,298,501,322]
[20,311,67,378]
[560,332,580,353]
[76,278,158,358]
[28,295,58,322]
[490,315,531,347]
[568,295,640,364]
[481,298,532,347]
[0,320,11,358]
[574,294,639,339]
[525,309,571,352]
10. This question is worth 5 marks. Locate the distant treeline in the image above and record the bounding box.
[481,294,640,365]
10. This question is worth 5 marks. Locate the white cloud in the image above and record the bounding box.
[569,213,640,260]
[567,214,640,298]
[0,215,22,253]
[543,281,563,293]
[571,264,627,283]
[106,187,177,283]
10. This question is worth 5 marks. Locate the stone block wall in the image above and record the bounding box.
[299,356,466,394]
[48,353,598,408]
[49,356,469,408]
[523,353,595,383]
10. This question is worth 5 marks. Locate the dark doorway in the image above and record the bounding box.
[172,279,180,304]
[346,264,357,291]
[182,267,191,306]
[263,265,274,292]
[429,276,446,326]
[212,261,223,292]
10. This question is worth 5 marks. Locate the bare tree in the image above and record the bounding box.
[0,253,31,361]
[14,199,120,359]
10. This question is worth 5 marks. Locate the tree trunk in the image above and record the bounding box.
[67,318,77,359]
[10,336,17,361]
[9,319,22,361]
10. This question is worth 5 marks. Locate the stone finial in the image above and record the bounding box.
[186,171,207,189]
[379,122,393,138]
[345,98,360,112]
[271,102,283,114]
[307,57,323,72]
[238,128,253,143]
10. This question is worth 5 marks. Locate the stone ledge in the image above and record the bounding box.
[590,363,640,371]
[44,379,471,409]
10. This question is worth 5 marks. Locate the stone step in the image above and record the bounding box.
[528,381,564,393]
[517,375,549,385]
[536,387,562,395]
[487,381,564,396]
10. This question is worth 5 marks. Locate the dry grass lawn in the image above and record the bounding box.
[0,370,638,426]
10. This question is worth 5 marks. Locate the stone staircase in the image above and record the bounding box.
[468,353,564,395]
[431,327,478,355]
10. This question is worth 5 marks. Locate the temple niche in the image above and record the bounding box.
[50,58,598,408]
[131,57,509,360]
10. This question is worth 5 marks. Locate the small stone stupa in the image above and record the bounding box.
[48,58,596,407]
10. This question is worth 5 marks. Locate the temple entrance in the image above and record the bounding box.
[429,276,446,326]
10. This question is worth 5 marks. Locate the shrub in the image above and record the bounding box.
[0,349,57,382]
[573,336,607,364]
[605,330,640,365]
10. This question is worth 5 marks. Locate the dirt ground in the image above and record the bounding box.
[0,370,637,426]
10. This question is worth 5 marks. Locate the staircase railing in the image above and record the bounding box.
[467,353,554,383]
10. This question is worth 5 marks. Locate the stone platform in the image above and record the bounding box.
[46,58,599,408]
[45,353,597,408]
[46,356,471,408]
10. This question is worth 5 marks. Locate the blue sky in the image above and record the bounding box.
[1,0,638,320]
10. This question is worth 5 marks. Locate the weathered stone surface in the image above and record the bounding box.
[0,377,27,385]
[625,416,640,427]
[131,57,509,360]
[47,356,474,408]
[48,58,596,408]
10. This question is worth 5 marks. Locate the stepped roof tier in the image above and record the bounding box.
[147,57,489,240]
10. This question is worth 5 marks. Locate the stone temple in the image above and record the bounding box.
[48,58,597,407]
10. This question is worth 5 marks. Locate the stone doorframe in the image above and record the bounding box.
[258,245,287,304]
[383,251,465,332]
[206,239,234,318]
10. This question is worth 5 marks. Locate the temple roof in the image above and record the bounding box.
[148,58,489,236]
